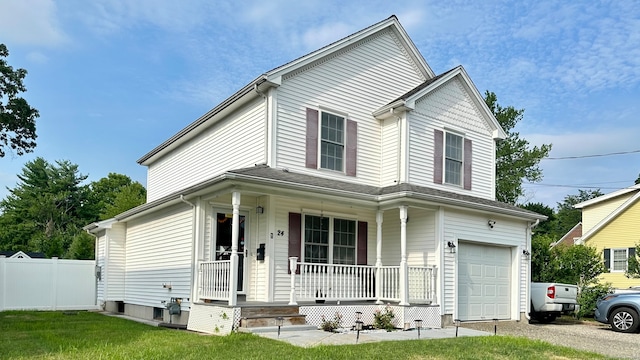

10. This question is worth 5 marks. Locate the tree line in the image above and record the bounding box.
[0,158,145,259]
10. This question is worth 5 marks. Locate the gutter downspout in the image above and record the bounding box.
[525,219,541,321]
[85,229,100,309]
[254,81,271,167]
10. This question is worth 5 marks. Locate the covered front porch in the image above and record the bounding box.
[194,192,439,307]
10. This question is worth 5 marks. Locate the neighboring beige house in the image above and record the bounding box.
[85,16,545,334]
[575,184,640,289]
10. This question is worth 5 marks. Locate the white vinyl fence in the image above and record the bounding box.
[0,256,98,311]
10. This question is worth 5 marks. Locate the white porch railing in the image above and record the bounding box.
[297,262,376,301]
[199,260,231,301]
[197,258,437,305]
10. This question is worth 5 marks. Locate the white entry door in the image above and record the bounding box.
[457,242,511,321]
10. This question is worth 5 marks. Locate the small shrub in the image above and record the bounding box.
[577,282,612,319]
[373,305,395,332]
[320,312,342,332]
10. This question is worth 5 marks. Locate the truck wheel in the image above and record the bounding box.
[610,307,639,333]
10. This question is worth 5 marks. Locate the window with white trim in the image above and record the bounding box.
[445,132,463,185]
[303,215,356,265]
[613,248,629,272]
[320,111,345,171]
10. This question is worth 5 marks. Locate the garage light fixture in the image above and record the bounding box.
[447,241,456,253]
[487,220,496,228]
[522,249,530,259]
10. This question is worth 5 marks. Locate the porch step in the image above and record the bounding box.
[238,324,318,333]
[239,305,308,328]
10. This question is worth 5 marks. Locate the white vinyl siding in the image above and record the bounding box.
[96,230,106,303]
[124,204,193,308]
[380,118,399,185]
[443,210,527,318]
[107,223,126,300]
[146,98,266,202]
[408,78,495,199]
[276,29,425,186]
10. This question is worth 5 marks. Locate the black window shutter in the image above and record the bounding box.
[604,249,611,270]
[463,138,472,190]
[357,221,367,265]
[629,247,636,258]
[305,108,319,169]
[433,130,443,184]
[288,213,301,274]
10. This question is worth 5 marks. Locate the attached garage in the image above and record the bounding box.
[457,242,512,321]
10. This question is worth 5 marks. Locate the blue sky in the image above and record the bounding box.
[0,0,639,209]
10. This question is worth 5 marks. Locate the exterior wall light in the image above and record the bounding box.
[256,206,264,214]
[522,249,530,259]
[488,220,496,228]
[447,241,456,253]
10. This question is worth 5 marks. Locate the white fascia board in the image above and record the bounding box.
[574,184,640,209]
[372,100,413,120]
[83,218,117,234]
[580,191,640,243]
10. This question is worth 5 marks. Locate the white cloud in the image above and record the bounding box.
[0,0,68,46]
[26,51,49,64]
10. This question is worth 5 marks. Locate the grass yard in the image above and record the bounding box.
[0,311,610,359]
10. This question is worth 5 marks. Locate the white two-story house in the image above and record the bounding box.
[86,15,545,334]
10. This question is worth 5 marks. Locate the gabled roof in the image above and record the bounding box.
[551,222,582,248]
[372,66,507,140]
[575,184,640,209]
[95,165,545,226]
[0,250,46,259]
[579,190,640,243]
[137,15,434,166]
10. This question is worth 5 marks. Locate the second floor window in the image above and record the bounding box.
[320,111,345,171]
[445,132,463,185]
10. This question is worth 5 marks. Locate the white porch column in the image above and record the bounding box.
[399,206,409,306]
[375,210,383,304]
[228,192,241,306]
[288,257,298,305]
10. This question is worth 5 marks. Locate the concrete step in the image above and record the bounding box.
[240,314,307,328]
[240,306,300,317]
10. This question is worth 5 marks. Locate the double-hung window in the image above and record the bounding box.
[320,112,345,171]
[444,132,463,186]
[304,214,356,265]
[604,247,636,272]
[613,248,629,272]
[434,129,471,189]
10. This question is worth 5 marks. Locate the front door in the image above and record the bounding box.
[215,212,247,292]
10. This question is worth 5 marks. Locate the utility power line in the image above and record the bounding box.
[544,149,640,160]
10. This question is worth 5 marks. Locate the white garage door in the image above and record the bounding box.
[458,242,511,321]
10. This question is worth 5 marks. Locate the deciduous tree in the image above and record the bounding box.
[0,44,39,157]
[485,91,551,204]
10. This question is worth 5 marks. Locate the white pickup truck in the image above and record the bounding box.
[530,282,580,323]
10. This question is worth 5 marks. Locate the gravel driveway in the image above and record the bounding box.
[461,318,640,359]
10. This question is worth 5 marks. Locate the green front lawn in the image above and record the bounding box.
[0,311,609,359]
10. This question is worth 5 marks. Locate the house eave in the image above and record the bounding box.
[377,191,546,221]
[137,76,277,166]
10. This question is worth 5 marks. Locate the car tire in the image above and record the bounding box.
[609,307,639,333]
